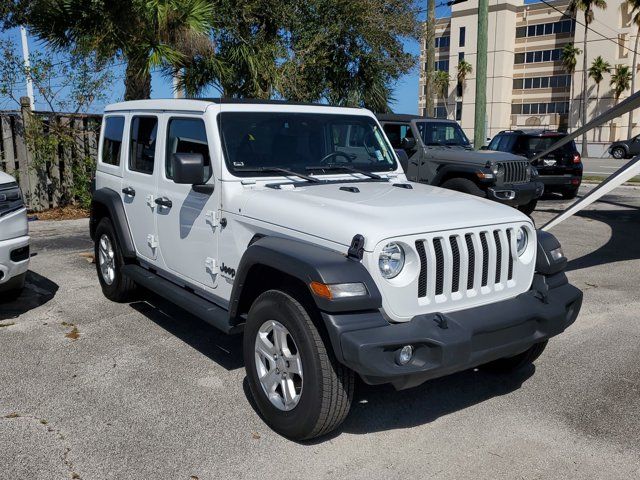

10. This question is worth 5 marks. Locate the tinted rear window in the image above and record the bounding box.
[101,116,125,166]
[517,136,576,154]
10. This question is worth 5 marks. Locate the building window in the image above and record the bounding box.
[515,19,575,38]
[458,52,464,61]
[435,35,450,48]
[511,101,570,115]
[456,81,463,97]
[456,101,462,121]
[435,59,450,71]
[434,106,448,118]
[459,27,466,47]
[514,48,563,64]
[619,33,628,58]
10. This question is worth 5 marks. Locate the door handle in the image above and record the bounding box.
[155,197,172,209]
[122,187,136,197]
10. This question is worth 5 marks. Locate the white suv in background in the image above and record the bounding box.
[91,99,582,440]
[0,171,29,299]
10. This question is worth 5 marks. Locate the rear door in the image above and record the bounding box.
[122,115,160,261]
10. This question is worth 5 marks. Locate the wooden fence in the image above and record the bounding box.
[0,99,102,211]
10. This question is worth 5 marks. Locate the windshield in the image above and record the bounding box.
[218,112,397,177]
[415,121,470,147]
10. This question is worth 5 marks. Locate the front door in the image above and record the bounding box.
[155,115,220,289]
[122,115,159,262]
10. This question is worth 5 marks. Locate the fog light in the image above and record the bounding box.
[396,345,414,365]
[549,246,564,261]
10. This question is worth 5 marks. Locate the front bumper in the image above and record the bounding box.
[322,273,582,390]
[0,234,30,291]
[487,181,544,206]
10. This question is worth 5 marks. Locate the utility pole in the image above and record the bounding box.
[473,0,488,149]
[173,70,185,99]
[20,26,35,110]
[424,0,435,116]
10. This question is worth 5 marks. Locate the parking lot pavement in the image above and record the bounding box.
[581,156,629,177]
[1,185,639,480]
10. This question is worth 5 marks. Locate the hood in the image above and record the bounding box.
[424,146,526,164]
[0,171,17,185]
[238,180,531,251]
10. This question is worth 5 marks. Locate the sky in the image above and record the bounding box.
[0,3,453,115]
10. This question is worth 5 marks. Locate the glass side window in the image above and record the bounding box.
[165,118,212,181]
[101,116,125,166]
[129,116,158,175]
[218,113,397,176]
[383,123,413,149]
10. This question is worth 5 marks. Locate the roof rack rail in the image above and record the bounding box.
[186,98,361,108]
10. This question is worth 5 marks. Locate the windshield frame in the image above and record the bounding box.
[217,111,399,179]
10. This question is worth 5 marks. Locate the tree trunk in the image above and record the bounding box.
[628,29,639,139]
[595,82,600,141]
[124,56,152,101]
[425,0,436,116]
[581,17,589,157]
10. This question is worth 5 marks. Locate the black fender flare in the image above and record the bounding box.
[90,188,136,259]
[229,236,382,319]
[432,163,483,186]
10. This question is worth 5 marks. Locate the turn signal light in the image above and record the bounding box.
[572,153,581,164]
[309,282,367,299]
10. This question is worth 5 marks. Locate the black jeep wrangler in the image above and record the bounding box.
[488,130,582,199]
[378,114,544,214]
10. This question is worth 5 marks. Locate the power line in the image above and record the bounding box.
[537,0,639,58]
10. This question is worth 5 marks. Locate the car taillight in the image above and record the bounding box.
[572,153,581,164]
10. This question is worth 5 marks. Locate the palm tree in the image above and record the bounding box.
[21,0,214,100]
[456,59,473,100]
[588,55,611,140]
[609,65,632,139]
[626,0,640,137]
[434,70,451,118]
[569,0,608,157]
[562,43,582,128]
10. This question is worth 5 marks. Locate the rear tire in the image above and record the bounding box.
[0,272,26,302]
[561,187,579,200]
[94,217,137,302]
[244,290,354,440]
[441,177,485,197]
[611,147,626,159]
[480,341,548,373]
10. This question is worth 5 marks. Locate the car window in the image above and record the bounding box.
[129,116,158,174]
[415,121,470,147]
[488,134,505,151]
[383,123,413,149]
[165,118,212,181]
[218,113,397,176]
[517,136,574,154]
[101,116,125,166]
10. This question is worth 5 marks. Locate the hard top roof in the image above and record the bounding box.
[375,113,457,123]
[104,98,364,114]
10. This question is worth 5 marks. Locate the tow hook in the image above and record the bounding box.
[433,313,448,329]
[531,275,550,304]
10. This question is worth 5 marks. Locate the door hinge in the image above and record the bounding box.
[205,210,220,227]
[147,234,158,249]
[205,257,217,274]
[146,194,155,209]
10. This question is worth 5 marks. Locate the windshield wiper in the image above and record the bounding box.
[234,167,321,183]
[305,164,382,180]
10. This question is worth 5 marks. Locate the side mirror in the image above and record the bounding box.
[172,153,206,185]
[394,149,409,172]
[401,137,416,151]
[479,145,489,150]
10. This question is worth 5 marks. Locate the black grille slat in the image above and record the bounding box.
[493,230,502,284]
[465,234,475,290]
[434,238,445,295]
[416,240,427,298]
[507,229,514,280]
[500,161,529,183]
[450,236,460,293]
[480,232,489,287]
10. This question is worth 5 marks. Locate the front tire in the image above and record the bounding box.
[441,177,485,197]
[94,217,137,302]
[611,147,626,159]
[518,199,537,216]
[244,290,354,440]
[480,341,548,373]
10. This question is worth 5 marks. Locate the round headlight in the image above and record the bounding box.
[379,243,405,279]
[516,227,528,256]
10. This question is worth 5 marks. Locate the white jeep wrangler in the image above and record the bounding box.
[0,171,30,300]
[91,99,582,440]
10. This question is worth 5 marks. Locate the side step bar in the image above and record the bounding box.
[122,264,242,334]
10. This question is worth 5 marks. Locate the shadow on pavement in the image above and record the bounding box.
[129,291,244,372]
[0,271,59,320]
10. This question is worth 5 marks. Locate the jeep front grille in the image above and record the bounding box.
[500,161,530,184]
[416,227,516,302]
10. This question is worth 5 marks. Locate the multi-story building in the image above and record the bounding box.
[418,0,637,150]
